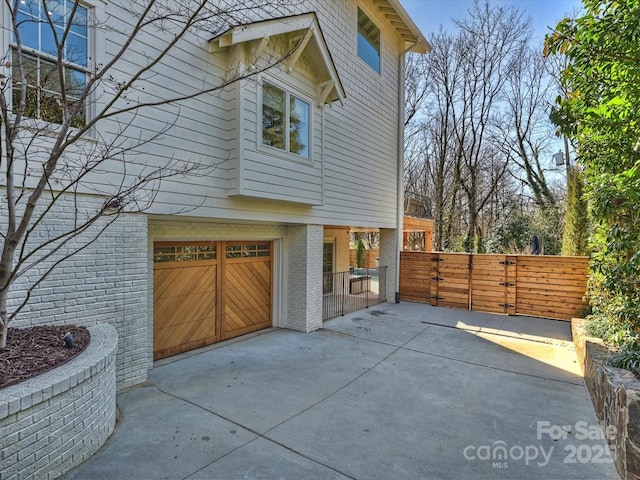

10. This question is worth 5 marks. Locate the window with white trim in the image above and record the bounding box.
[261,81,310,158]
[11,0,90,127]
[357,7,380,74]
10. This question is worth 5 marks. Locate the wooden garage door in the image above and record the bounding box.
[153,241,272,360]
[223,242,272,340]
[153,242,219,360]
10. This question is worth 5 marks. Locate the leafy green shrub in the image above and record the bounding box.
[609,342,640,376]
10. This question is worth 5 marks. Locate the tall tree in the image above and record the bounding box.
[451,1,530,252]
[561,165,589,256]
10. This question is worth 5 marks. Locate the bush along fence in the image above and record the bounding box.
[399,252,589,320]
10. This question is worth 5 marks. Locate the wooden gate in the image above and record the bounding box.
[430,253,471,309]
[470,254,516,315]
[400,252,589,320]
[153,241,272,359]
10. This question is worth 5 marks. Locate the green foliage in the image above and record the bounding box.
[486,208,562,255]
[488,213,533,253]
[585,314,632,346]
[561,166,590,256]
[609,341,640,376]
[546,0,640,342]
[356,237,365,268]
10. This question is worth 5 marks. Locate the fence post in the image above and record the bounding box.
[506,255,517,315]
[468,254,473,311]
[430,252,439,306]
[341,272,345,316]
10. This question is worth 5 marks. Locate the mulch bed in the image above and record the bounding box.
[0,325,90,390]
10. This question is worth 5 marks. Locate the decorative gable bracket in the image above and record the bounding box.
[209,13,345,105]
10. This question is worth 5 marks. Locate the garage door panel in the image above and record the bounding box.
[223,260,272,340]
[154,266,216,298]
[225,262,270,288]
[154,316,217,354]
[153,262,218,360]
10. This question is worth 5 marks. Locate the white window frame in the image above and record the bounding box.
[356,5,382,76]
[258,78,313,162]
[7,0,96,127]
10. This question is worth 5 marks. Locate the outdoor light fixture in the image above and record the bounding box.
[64,332,75,349]
[553,150,566,167]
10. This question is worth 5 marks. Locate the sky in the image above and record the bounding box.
[399,0,583,44]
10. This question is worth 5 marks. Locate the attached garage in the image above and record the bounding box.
[153,241,272,360]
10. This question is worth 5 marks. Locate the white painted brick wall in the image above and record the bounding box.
[286,224,323,332]
[0,323,117,480]
[1,190,149,389]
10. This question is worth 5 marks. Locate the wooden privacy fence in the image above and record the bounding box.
[399,252,590,320]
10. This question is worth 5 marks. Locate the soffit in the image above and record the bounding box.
[373,0,431,54]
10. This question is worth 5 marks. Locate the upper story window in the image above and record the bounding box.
[357,7,380,74]
[11,0,89,127]
[262,81,310,158]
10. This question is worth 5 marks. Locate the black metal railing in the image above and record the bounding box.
[322,266,387,321]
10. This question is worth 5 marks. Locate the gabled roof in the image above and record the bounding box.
[210,13,345,105]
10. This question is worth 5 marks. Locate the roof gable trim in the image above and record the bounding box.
[210,13,345,105]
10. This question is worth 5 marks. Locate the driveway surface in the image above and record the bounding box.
[64,302,619,479]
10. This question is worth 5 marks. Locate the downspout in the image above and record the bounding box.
[395,40,420,303]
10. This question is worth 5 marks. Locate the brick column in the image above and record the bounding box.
[379,228,399,303]
[286,224,323,332]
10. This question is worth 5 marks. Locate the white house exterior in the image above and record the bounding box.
[1,0,429,389]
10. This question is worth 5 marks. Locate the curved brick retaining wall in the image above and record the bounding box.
[0,323,117,480]
[572,318,640,480]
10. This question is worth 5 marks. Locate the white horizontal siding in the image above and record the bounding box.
[1,0,409,230]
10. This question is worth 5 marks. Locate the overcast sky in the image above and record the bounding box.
[399,0,583,43]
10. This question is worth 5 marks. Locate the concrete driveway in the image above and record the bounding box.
[63,302,619,480]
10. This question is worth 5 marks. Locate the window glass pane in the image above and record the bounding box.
[48,0,66,26]
[357,8,380,73]
[40,91,63,124]
[16,11,39,50]
[69,3,88,38]
[262,82,285,150]
[40,24,57,57]
[12,50,39,86]
[67,33,87,64]
[65,67,85,97]
[198,244,216,260]
[289,96,309,157]
[67,3,88,65]
[40,57,61,93]
[153,255,174,262]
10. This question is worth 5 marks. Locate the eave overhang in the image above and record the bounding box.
[376,0,431,54]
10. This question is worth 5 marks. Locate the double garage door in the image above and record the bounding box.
[153,241,272,360]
